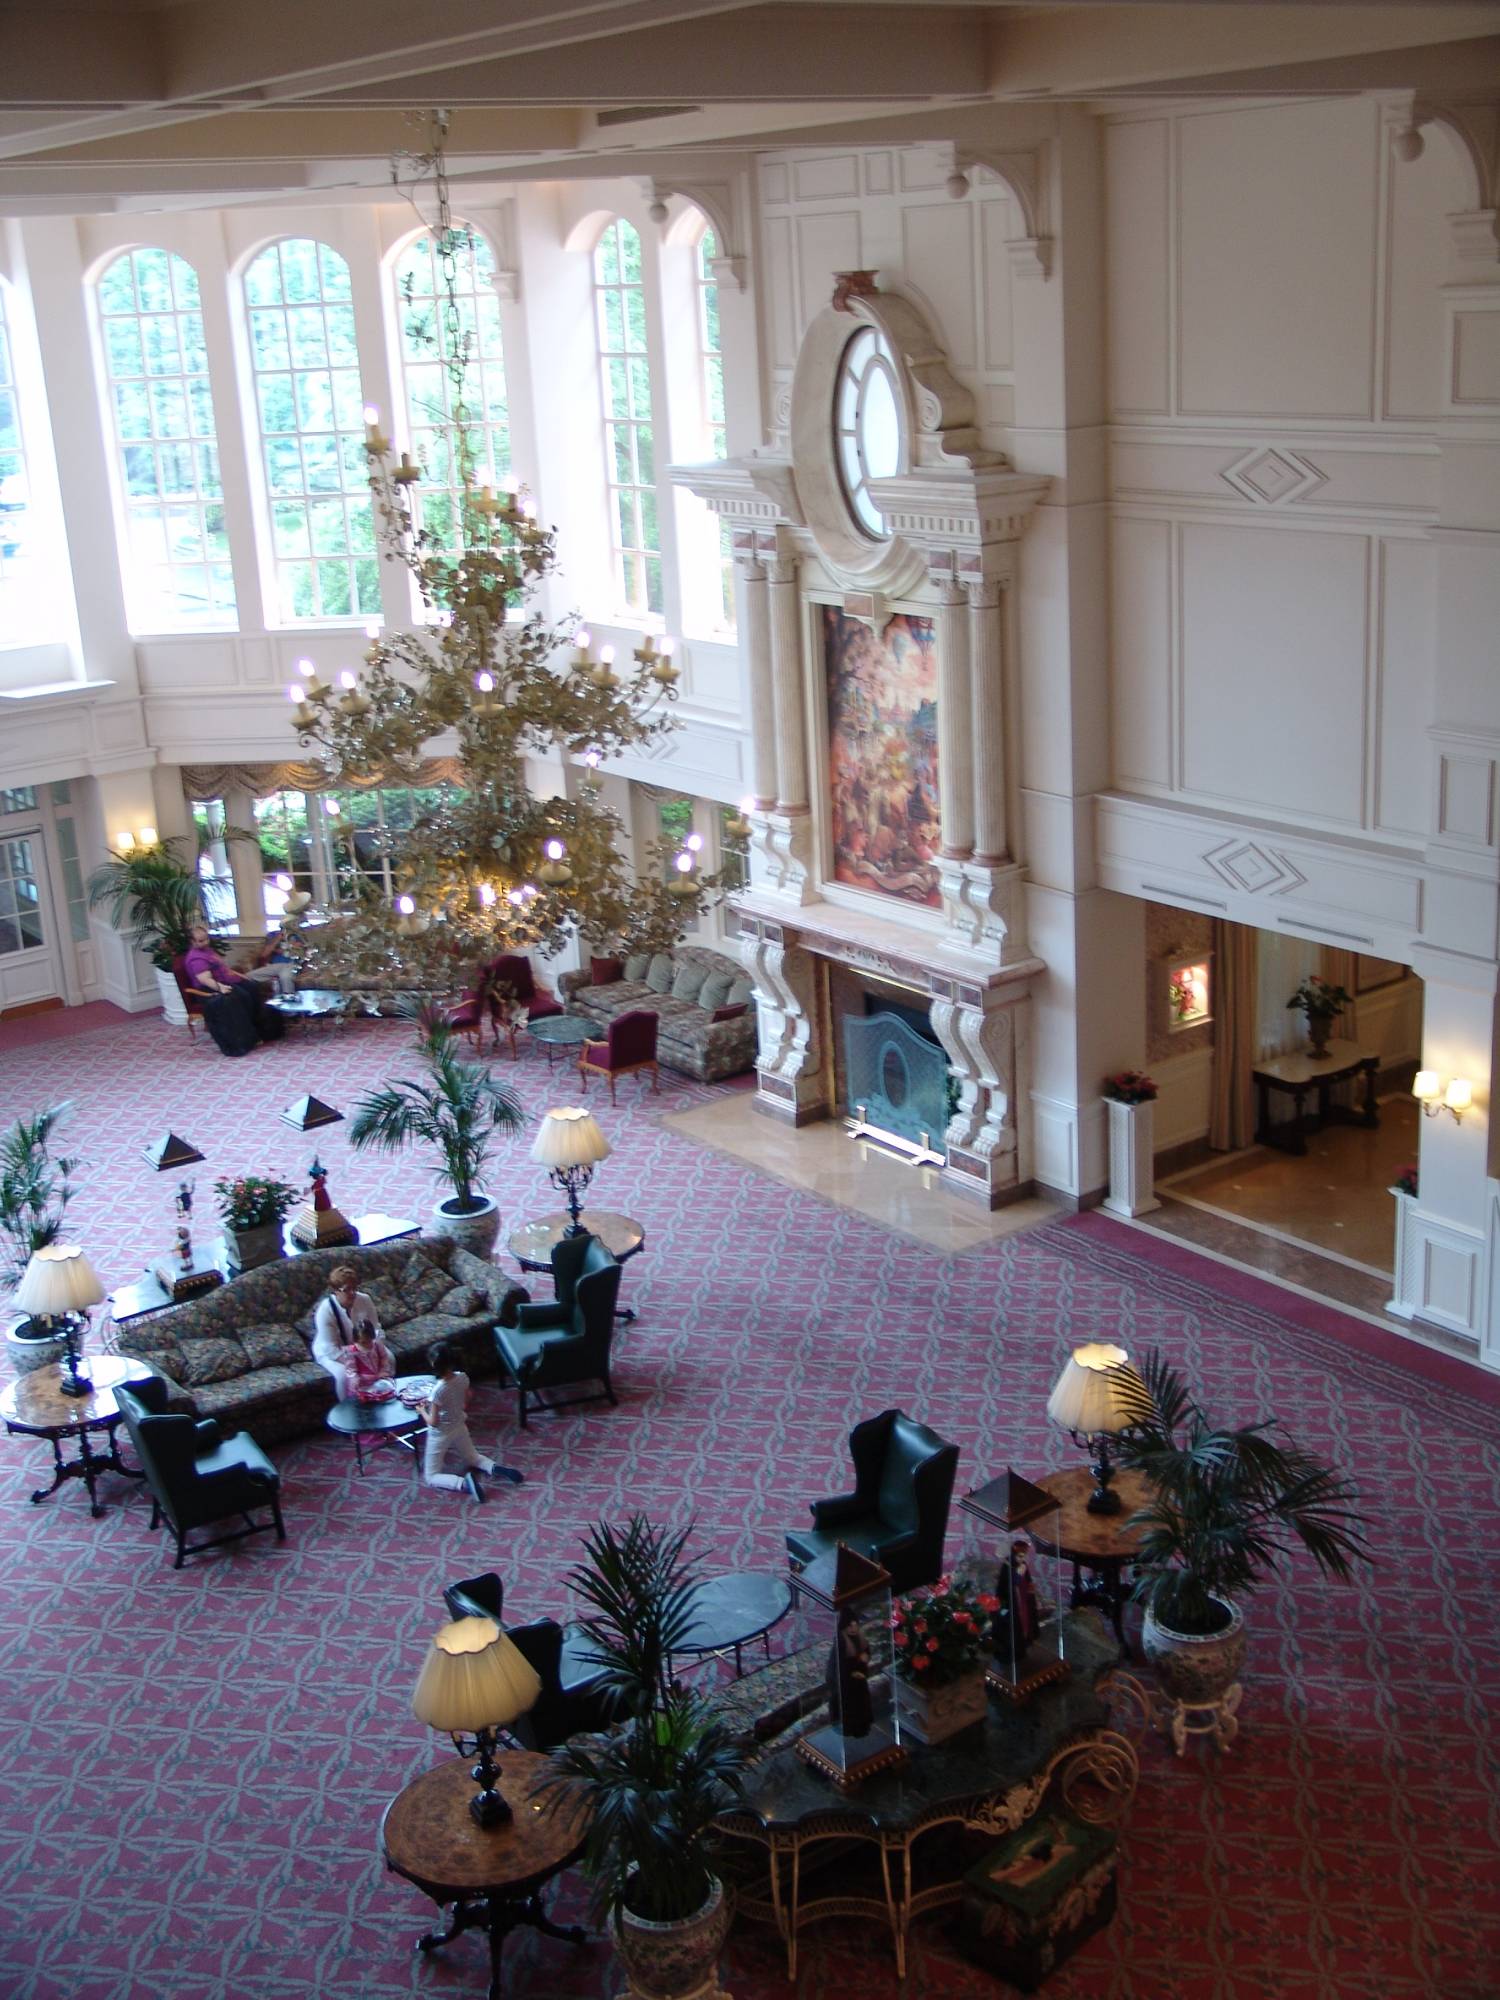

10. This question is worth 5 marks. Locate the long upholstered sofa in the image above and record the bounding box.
[112,1239,513,1447]
[559,943,756,1084]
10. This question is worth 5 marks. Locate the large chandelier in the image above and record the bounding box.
[287,117,715,990]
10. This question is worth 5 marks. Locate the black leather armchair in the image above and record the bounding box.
[444,1571,504,1623]
[785,1407,960,1594]
[116,1376,284,1568]
[493,1234,623,1427]
[503,1618,617,1751]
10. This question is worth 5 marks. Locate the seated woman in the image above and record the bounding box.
[182,922,285,1058]
[312,1265,383,1399]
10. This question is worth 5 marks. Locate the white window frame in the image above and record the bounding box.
[593,217,662,618]
[0,281,33,590]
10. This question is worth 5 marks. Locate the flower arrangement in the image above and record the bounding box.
[1393,1162,1418,1198]
[214,1174,300,1231]
[891,1576,999,1687]
[1103,1070,1158,1105]
[1168,977,1193,1021]
[1286,975,1351,1023]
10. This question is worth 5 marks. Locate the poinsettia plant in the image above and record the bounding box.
[891,1576,999,1687]
[1103,1070,1158,1105]
[214,1174,300,1231]
[1393,1162,1418,1197]
[1286,975,1351,1023]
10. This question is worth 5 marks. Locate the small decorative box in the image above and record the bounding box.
[958,1810,1117,1990]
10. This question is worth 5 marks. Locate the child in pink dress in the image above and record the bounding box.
[339,1320,395,1402]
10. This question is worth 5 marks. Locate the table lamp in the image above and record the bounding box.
[530,1107,611,1236]
[1045,1342,1147,1515]
[12,1245,106,1397]
[411,1616,542,1827]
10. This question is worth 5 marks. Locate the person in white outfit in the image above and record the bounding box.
[420,1341,523,1502]
[312,1265,382,1399]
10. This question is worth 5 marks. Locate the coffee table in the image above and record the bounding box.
[525,1014,593,1068]
[1,1355,152,1516]
[669,1570,794,1680]
[1025,1465,1152,1654]
[267,987,351,1031]
[381,1750,588,2000]
[326,1391,425,1474]
[507,1209,645,1325]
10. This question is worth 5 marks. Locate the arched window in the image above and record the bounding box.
[243,237,377,623]
[593,218,661,615]
[0,282,34,588]
[696,225,734,629]
[96,247,235,630]
[393,226,509,554]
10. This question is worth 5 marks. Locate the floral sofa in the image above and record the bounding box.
[112,1239,514,1447]
[559,944,756,1084]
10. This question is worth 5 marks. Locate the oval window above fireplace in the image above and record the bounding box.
[833,325,902,540]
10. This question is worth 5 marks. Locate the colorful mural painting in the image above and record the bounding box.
[823,605,941,909]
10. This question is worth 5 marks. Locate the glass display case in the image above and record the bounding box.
[794,1545,907,1789]
[959,1469,1069,1704]
[1165,954,1212,1032]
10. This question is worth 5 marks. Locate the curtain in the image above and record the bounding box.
[1208,918,1258,1152]
[178,758,466,799]
[1320,946,1360,1042]
[1255,929,1319,1059]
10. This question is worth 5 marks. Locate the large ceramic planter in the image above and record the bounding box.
[225,1222,286,1273]
[5,1316,69,1377]
[1142,1596,1246,1707]
[155,965,188,1026]
[614,1876,732,2000]
[1102,1097,1160,1218]
[893,1667,989,1746]
[430,1193,500,1261]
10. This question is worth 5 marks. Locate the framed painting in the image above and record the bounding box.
[823,605,940,910]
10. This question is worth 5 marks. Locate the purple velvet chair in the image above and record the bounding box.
[448,954,564,1058]
[578,1008,660,1105]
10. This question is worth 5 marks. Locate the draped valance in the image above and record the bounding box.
[178,759,466,800]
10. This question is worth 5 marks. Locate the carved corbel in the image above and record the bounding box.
[1398,98,1500,270]
[944,145,1053,280]
[739,919,826,1119]
[927,981,1026,1199]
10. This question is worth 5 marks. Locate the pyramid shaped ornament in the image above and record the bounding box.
[142,1131,205,1172]
[281,1094,344,1132]
[796,1541,891,1612]
[963,1467,1059,1534]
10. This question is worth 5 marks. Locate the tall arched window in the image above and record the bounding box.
[0,282,34,588]
[696,225,734,630]
[393,226,509,554]
[96,247,236,629]
[243,237,377,623]
[593,218,661,615]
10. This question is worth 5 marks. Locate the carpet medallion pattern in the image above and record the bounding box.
[0,1017,1497,1999]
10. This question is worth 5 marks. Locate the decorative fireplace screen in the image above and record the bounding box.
[843,1010,949,1162]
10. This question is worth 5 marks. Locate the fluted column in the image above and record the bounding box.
[936,581,974,857]
[769,555,808,813]
[737,552,778,809]
[969,578,1008,865]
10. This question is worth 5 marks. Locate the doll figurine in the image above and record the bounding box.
[993,1538,1041,1660]
[308,1157,332,1212]
[825,1606,874,1740]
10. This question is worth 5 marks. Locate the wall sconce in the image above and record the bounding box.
[1413,1071,1472,1124]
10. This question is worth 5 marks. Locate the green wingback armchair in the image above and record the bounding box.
[116,1376,285,1568]
[785,1407,960,1595]
[493,1233,623,1427]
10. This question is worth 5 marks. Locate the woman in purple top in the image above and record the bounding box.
[182,922,285,1057]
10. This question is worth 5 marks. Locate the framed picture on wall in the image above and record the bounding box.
[1164,953,1213,1033]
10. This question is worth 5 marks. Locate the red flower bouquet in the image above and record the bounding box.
[891,1576,999,1687]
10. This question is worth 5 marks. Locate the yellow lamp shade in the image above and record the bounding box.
[530,1107,611,1171]
[12,1245,106,1316]
[1444,1078,1472,1114]
[1412,1070,1441,1103]
[1046,1343,1145,1436]
[411,1618,542,1734]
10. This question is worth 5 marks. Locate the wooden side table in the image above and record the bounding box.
[1,1355,153,1517]
[1250,1039,1379,1156]
[381,1750,589,2000]
[1027,1466,1152,1655]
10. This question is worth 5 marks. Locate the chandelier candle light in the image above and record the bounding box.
[12,1245,107,1396]
[531,1107,611,1234]
[1046,1342,1147,1514]
[411,1617,542,1828]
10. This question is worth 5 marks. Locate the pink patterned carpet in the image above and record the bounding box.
[2,1014,1498,2000]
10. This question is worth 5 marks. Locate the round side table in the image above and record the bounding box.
[507,1210,645,1325]
[1026,1465,1151,1655]
[1,1355,153,1517]
[381,1750,588,2000]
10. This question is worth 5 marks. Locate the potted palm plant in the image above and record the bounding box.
[87,840,204,1018]
[538,1516,746,2000]
[1115,1351,1368,1708]
[1,1103,82,1372]
[348,1010,522,1257]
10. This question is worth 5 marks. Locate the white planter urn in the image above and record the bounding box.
[430,1193,500,1261]
[1103,1096,1160,1218]
[155,966,189,1025]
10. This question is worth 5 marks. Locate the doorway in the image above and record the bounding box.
[0,815,63,1012]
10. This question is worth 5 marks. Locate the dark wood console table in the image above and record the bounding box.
[1251,1040,1379,1156]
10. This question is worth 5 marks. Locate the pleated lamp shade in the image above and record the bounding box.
[12,1245,106,1316]
[411,1617,542,1734]
[1046,1342,1145,1437]
[530,1107,611,1171]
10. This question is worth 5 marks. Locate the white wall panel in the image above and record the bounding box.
[1104,118,1169,417]
[1109,516,1172,790]
[901,203,977,371]
[794,212,861,342]
[793,156,859,202]
[1452,310,1500,409]
[1177,100,1378,420]
[1179,522,1369,825]
[978,198,1017,376]
[761,214,798,373]
[1383,130,1465,421]
[1374,537,1434,838]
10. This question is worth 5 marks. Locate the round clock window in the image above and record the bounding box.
[833,326,902,539]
